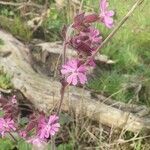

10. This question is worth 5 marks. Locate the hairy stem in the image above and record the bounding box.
[0,1,42,8]
[57,85,66,115]
[62,41,67,65]
[57,39,68,115]
[8,132,17,142]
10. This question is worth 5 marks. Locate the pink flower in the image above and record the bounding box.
[70,27,102,57]
[99,0,114,28]
[80,27,102,45]
[0,117,16,137]
[19,130,27,138]
[87,59,96,67]
[72,13,98,30]
[11,95,17,104]
[88,27,102,44]
[61,59,87,85]
[70,35,93,56]
[37,115,60,139]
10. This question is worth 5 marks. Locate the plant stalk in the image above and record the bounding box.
[57,85,66,115]
[8,132,17,142]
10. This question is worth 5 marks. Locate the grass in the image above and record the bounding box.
[56,112,150,150]
[0,38,4,45]
[86,0,150,105]
[0,70,12,89]
[42,5,66,42]
[0,16,32,42]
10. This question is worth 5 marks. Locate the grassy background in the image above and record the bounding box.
[86,0,150,105]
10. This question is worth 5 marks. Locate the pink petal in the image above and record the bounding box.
[67,74,77,85]
[52,123,60,128]
[68,59,78,69]
[71,74,78,85]
[78,73,87,84]
[77,65,87,72]
[61,65,74,74]
[105,16,113,24]
[50,130,55,136]
[48,115,59,124]
[66,74,73,84]
[39,131,45,139]
[45,130,50,138]
[100,0,107,11]
[107,10,114,17]
[106,23,113,28]
[52,127,59,132]
[61,69,70,74]
[93,37,101,43]
[88,59,96,67]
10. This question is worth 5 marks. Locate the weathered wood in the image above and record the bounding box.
[0,29,150,132]
[36,41,115,64]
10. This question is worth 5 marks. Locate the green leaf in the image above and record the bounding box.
[19,117,29,126]
[0,138,15,150]
[17,140,32,150]
[0,110,4,117]
[0,38,4,45]
[59,113,73,125]
[57,143,73,150]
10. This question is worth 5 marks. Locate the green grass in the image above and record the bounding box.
[87,0,150,105]
[0,38,4,45]
[0,138,15,150]
[0,70,12,89]
[0,16,32,42]
[42,4,67,41]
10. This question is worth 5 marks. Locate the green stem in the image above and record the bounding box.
[8,132,17,142]
[57,85,66,115]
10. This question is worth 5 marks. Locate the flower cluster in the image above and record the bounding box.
[0,95,60,147]
[38,114,60,139]
[0,95,19,137]
[24,114,60,146]
[61,0,114,86]
[0,118,16,137]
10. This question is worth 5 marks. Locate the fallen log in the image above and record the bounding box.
[0,29,150,133]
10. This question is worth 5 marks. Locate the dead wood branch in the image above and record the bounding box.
[0,30,150,133]
[0,1,42,9]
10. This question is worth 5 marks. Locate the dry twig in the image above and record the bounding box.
[0,1,42,9]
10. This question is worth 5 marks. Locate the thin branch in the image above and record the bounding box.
[0,88,12,94]
[8,132,17,142]
[57,85,66,115]
[30,0,49,31]
[0,1,42,9]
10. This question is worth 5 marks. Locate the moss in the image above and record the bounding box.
[0,39,4,45]
[0,16,32,42]
[0,70,12,89]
